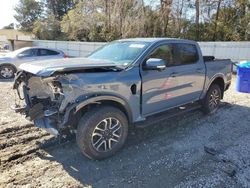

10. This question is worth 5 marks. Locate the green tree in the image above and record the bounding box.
[14,0,250,41]
[44,0,75,20]
[14,0,43,32]
[235,0,250,40]
[33,15,63,40]
[61,1,106,41]
[61,2,90,41]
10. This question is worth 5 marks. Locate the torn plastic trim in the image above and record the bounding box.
[12,80,32,113]
[34,117,59,136]
[44,108,58,117]
[11,104,27,114]
[13,71,27,90]
[13,71,29,102]
[13,72,62,121]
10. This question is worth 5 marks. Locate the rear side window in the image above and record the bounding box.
[148,44,175,66]
[18,49,37,57]
[175,44,199,65]
[38,49,60,56]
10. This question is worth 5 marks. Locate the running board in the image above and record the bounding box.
[134,102,202,128]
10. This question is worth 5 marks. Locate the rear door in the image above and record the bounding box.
[172,43,205,103]
[141,42,205,116]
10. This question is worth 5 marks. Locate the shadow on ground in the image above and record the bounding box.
[36,102,250,187]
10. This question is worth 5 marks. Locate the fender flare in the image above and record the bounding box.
[59,95,133,128]
[205,74,226,91]
[200,74,226,100]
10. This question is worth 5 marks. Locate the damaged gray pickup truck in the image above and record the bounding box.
[13,38,232,159]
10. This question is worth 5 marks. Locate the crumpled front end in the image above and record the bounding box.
[12,71,72,136]
[12,57,125,136]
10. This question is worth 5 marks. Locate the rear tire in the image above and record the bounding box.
[202,84,222,114]
[76,106,128,160]
[0,64,16,79]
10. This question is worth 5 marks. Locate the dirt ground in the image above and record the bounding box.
[0,76,250,188]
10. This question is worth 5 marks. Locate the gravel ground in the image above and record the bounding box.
[0,76,250,188]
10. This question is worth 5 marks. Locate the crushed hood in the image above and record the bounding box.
[18,57,119,77]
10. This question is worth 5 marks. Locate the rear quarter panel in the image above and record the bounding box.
[201,60,232,99]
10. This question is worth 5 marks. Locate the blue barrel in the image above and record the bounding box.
[236,62,250,93]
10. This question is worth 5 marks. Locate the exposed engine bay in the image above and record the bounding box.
[13,72,64,135]
[12,64,122,136]
[13,71,86,136]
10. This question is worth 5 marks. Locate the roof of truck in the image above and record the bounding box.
[117,38,196,44]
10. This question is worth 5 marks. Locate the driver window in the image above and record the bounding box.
[148,44,174,66]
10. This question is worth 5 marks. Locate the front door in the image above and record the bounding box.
[141,43,205,116]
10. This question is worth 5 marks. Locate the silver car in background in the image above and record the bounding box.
[0,47,68,79]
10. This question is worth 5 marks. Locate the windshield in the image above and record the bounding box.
[5,48,29,57]
[88,41,150,66]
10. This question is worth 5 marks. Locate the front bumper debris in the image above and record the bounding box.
[34,118,59,136]
[11,104,27,114]
[12,71,61,136]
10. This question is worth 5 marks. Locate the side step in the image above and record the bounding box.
[134,102,201,128]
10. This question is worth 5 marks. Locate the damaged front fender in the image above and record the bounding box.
[12,66,137,137]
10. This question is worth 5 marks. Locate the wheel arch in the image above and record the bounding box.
[61,95,133,129]
[206,76,225,99]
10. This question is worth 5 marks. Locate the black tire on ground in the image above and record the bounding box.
[0,64,16,79]
[201,84,222,114]
[76,106,128,160]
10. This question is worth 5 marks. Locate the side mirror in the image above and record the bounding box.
[143,58,166,71]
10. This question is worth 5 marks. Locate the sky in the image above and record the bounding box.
[0,0,19,29]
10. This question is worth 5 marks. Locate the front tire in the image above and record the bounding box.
[76,106,128,160]
[202,84,222,114]
[0,65,16,79]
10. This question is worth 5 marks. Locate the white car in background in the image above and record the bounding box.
[0,47,68,79]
